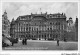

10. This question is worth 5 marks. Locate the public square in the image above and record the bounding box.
[2,2,78,51]
[3,40,78,50]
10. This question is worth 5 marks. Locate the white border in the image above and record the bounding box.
[0,0,80,55]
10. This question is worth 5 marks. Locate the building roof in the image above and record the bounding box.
[13,13,67,24]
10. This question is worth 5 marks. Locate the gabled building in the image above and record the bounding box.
[2,11,10,37]
[66,17,78,41]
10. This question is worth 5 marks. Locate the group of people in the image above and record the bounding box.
[22,38,27,45]
[21,38,59,46]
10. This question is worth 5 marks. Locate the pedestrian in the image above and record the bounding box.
[22,38,25,45]
[24,38,27,45]
[57,38,59,46]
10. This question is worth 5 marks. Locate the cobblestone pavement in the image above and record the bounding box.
[3,40,78,50]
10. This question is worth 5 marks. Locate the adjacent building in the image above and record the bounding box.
[67,17,74,32]
[75,17,78,41]
[2,11,10,37]
[66,17,78,41]
[10,12,67,40]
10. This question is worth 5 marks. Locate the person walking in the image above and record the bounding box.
[24,38,27,45]
[22,38,25,45]
[57,38,59,46]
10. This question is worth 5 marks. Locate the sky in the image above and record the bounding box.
[2,2,78,22]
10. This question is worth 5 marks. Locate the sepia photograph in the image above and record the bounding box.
[2,2,78,50]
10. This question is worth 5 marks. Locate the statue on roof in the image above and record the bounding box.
[4,10,7,14]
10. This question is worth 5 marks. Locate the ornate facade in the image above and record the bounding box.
[66,17,78,41]
[10,13,67,40]
[2,11,10,37]
[67,17,74,32]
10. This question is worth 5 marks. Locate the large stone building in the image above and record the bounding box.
[10,12,67,40]
[2,11,10,37]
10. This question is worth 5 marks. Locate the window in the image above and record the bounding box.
[50,22,52,25]
[32,27,33,31]
[50,28,52,30]
[25,27,26,31]
[47,28,49,30]
[56,22,60,25]
[56,22,58,25]
[53,23,54,25]
[4,25,6,30]
[26,28,28,31]
[58,22,60,25]
[4,21,8,24]
[35,23,36,25]
[29,27,31,31]
[26,24,28,26]
[58,15,60,17]
[24,28,25,31]
[37,28,38,31]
